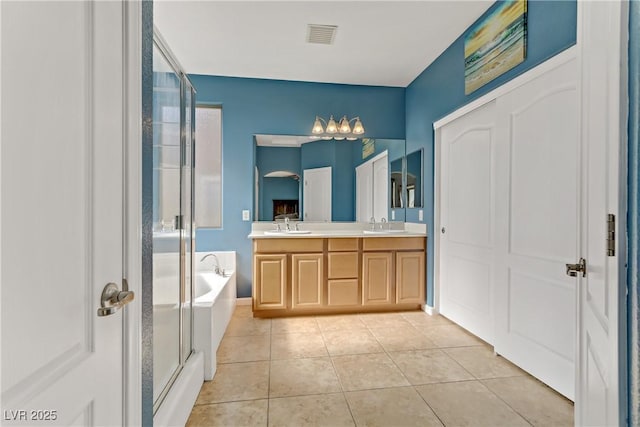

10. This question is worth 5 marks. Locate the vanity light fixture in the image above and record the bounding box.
[311,115,365,141]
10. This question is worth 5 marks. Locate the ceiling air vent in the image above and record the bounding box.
[306,24,337,45]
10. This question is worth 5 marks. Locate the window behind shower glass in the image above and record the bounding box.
[195,105,222,228]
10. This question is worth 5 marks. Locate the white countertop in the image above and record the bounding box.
[248,221,427,239]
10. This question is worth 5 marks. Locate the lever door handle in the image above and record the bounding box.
[97,280,135,317]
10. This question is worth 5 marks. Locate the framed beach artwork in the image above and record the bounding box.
[464,0,527,94]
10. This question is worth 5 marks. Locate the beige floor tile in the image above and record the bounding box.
[271,316,320,334]
[322,329,384,355]
[400,311,452,328]
[483,376,574,426]
[346,387,443,427]
[420,323,487,348]
[233,304,254,318]
[332,353,410,391]
[187,399,267,427]
[269,357,341,398]
[217,334,270,363]
[444,346,526,379]
[268,393,355,427]
[416,380,530,426]
[315,314,367,331]
[388,349,475,385]
[370,326,437,351]
[196,361,269,404]
[225,316,271,336]
[358,312,413,329]
[270,332,328,359]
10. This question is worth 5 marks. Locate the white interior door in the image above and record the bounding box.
[303,167,331,221]
[493,56,579,401]
[372,154,389,220]
[439,101,496,344]
[575,1,626,424]
[2,1,130,424]
[356,162,373,222]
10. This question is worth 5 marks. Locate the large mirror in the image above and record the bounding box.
[254,135,405,222]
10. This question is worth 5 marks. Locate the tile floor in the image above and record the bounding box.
[187,306,573,427]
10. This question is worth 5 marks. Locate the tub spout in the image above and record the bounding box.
[200,253,223,276]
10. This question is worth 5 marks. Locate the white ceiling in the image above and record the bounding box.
[154,1,493,87]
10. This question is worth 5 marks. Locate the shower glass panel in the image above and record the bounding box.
[152,35,196,412]
[181,81,195,361]
[152,43,181,404]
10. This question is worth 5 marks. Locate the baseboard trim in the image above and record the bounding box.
[236,297,252,306]
[423,305,438,316]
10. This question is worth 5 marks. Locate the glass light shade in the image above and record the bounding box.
[334,136,345,140]
[352,117,365,134]
[321,136,332,140]
[325,115,338,134]
[338,116,351,134]
[312,117,324,134]
[346,137,358,141]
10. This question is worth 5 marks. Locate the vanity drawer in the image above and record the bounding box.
[327,279,360,306]
[328,252,359,279]
[254,238,323,253]
[362,237,425,251]
[328,238,359,251]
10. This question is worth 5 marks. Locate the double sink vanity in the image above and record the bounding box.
[248,222,427,317]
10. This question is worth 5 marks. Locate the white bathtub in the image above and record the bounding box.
[193,251,237,380]
[153,251,237,427]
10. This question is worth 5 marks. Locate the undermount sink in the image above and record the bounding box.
[264,230,312,235]
[362,229,408,235]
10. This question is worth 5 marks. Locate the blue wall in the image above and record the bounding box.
[405,0,577,306]
[189,76,405,296]
[628,0,639,423]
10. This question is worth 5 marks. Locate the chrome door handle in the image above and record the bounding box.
[566,258,586,278]
[97,280,134,317]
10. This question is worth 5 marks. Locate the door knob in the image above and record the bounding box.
[441,227,446,234]
[97,280,134,317]
[566,258,586,278]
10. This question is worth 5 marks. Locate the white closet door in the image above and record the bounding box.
[439,101,497,344]
[493,57,579,400]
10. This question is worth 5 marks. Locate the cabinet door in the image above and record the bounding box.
[292,253,324,309]
[362,252,393,305]
[254,254,287,310]
[396,251,425,304]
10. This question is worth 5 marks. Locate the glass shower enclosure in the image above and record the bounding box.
[152,31,196,413]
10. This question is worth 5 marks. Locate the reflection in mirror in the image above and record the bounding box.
[406,149,423,208]
[254,135,405,222]
[390,157,403,209]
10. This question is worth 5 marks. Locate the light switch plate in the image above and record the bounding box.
[391,210,395,220]
[419,210,423,221]
[242,210,250,221]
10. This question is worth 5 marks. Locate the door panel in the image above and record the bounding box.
[576,2,625,423]
[494,57,579,400]
[372,155,389,221]
[2,1,126,424]
[303,167,331,221]
[439,101,496,343]
[356,163,373,222]
[292,254,323,308]
[362,253,393,305]
[253,255,287,310]
[396,252,425,304]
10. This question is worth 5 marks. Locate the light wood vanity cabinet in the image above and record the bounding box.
[292,253,324,309]
[253,254,287,310]
[252,236,425,317]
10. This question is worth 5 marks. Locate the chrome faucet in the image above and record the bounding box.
[200,253,223,276]
[369,217,376,230]
[380,217,387,230]
[295,221,300,231]
[284,217,291,231]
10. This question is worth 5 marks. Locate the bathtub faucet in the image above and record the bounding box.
[200,253,223,276]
